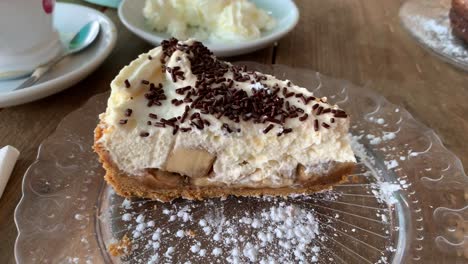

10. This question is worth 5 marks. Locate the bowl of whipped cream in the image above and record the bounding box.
[118,0,299,57]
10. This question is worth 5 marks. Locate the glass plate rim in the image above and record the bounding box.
[13,62,468,263]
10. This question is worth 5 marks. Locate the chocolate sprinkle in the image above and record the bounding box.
[265,117,282,124]
[141,80,149,85]
[140,132,149,137]
[140,38,349,136]
[191,120,204,130]
[334,111,348,118]
[322,123,330,129]
[289,113,299,118]
[124,108,133,117]
[299,114,308,121]
[176,86,192,94]
[124,79,131,88]
[263,124,274,134]
[306,96,316,104]
[145,82,167,107]
[222,123,232,133]
[149,113,158,119]
[119,119,128,125]
[316,106,324,115]
[173,125,179,135]
[171,99,184,106]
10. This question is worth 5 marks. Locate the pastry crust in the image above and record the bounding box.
[94,124,355,202]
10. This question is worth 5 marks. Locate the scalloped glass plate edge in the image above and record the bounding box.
[13,63,468,263]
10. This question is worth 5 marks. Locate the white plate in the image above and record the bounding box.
[0,3,117,108]
[118,0,299,57]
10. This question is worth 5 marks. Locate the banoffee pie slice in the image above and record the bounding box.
[94,38,356,202]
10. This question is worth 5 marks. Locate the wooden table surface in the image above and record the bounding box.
[1,0,467,263]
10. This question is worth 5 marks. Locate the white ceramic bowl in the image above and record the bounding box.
[118,0,299,57]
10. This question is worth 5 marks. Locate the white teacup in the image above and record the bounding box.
[0,0,62,79]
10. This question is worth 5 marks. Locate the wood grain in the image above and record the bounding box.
[1,0,467,263]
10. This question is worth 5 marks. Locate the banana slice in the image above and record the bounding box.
[165,147,216,178]
[191,174,225,187]
[145,169,185,188]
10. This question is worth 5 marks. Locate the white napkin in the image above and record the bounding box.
[0,146,20,199]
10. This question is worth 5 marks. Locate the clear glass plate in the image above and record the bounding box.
[14,63,468,263]
[399,0,468,72]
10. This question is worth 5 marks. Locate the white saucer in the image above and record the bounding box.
[118,0,299,57]
[0,3,117,108]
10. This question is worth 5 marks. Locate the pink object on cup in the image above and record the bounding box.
[42,0,55,14]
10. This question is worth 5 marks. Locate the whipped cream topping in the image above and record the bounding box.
[143,0,276,42]
[98,39,355,187]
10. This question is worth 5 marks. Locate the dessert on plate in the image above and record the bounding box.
[94,38,356,202]
[143,0,276,42]
[450,0,468,43]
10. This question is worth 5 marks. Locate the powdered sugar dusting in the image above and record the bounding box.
[112,197,325,263]
[350,131,406,205]
[375,182,401,205]
[385,159,399,170]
